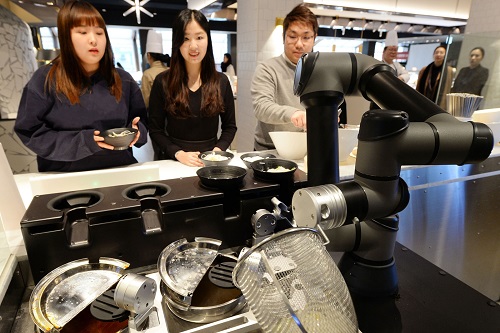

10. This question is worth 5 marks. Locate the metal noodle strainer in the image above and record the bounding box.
[232,227,358,333]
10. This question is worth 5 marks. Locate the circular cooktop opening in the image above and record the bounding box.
[122,183,171,200]
[47,191,104,211]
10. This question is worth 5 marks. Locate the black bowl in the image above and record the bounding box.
[199,151,234,166]
[240,152,276,168]
[250,158,298,182]
[197,166,246,190]
[102,127,138,150]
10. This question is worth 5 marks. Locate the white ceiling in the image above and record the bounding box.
[305,0,470,27]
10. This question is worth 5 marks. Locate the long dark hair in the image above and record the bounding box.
[150,53,170,66]
[221,53,231,72]
[46,0,121,104]
[162,9,223,118]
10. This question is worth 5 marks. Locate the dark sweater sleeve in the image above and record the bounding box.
[216,74,237,150]
[475,67,489,95]
[148,72,182,159]
[121,69,148,147]
[14,67,101,162]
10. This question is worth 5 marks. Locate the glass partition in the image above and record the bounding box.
[446,33,500,109]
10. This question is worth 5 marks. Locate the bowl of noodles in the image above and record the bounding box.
[240,152,276,168]
[102,127,138,150]
[199,151,234,166]
[250,158,298,182]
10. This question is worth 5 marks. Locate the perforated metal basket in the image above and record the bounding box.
[232,228,358,333]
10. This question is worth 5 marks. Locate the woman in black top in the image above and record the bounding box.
[148,9,236,166]
[451,47,489,96]
[221,53,235,77]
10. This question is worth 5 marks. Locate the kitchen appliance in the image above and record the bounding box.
[196,165,246,190]
[157,237,245,324]
[20,168,307,284]
[30,257,159,333]
[232,227,358,333]
[291,51,493,296]
[22,50,497,332]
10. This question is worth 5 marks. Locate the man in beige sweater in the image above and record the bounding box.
[251,4,317,150]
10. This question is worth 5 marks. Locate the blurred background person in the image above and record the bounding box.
[382,30,410,83]
[221,52,237,95]
[221,52,235,77]
[416,45,453,110]
[141,30,170,108]
[370,30,409,110]
[451,46,489,96]
[14,0,147,172]
[251,4,318,150]
[148,9,236,166]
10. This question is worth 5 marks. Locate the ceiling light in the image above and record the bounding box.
[368,21,382,32]
[122,0,153,25]
[394,23,411,32]
[347,19,365,30]
[330,17,350,28]
[317,16,331,27]
[421,26,436,33]
[407,24,423,32]
[378,22,397,31]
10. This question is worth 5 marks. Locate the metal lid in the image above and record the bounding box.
[157,237,222,310]
[30,258,129,332]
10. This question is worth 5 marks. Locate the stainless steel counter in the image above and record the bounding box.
[397,155,500,301]
[3,146,500,332]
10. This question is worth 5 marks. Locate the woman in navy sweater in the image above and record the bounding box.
[15,1,147,172]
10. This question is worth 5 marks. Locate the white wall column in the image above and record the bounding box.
[235,0,302,152]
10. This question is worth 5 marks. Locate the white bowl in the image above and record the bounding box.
[485,122,500,145]
[472,108,500,123]
[269,131,307,160]
[338,127,359,161]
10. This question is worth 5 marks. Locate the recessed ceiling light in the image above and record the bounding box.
[123,0,153,25]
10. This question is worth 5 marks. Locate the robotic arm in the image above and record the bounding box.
[294,51,492,186]
[291,52,493,296]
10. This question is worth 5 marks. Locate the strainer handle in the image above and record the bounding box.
[260,250,309,333]
[316,225,330,246]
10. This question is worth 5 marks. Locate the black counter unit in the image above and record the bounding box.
[20,169,308,283]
